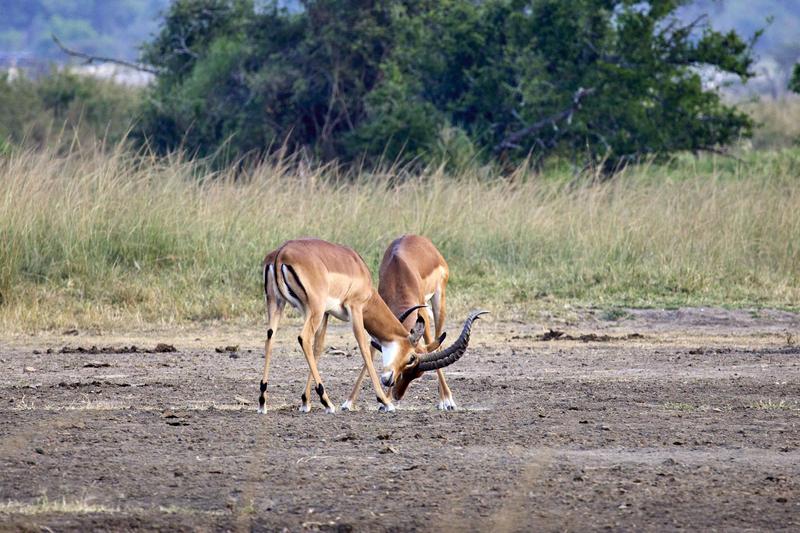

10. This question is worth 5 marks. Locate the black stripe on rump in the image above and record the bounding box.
[280,265,303,306]
[285,264,308,300]
[264,265,270,298]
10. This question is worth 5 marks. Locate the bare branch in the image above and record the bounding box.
[494,87,595,154]
[176,35,199,60]
[52,34,160,75]
[697,146,744,163]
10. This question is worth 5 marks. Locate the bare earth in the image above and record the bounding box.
[1,308,799,532]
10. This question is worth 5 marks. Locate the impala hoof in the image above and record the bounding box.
[299,404,311,413]
[257,406,267,414]
[340,400,354,411]
[437,398,457,411]
[325,405,337,414]
[378,402,396,413]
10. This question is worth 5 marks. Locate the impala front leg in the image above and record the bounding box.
[349,306,395,412]
[433,286,455,410]
[341,365,366,411]
[341,344,380,411]
[423,307,456,411]
[436,369,456,411]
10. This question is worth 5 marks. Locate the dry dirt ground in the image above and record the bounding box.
[1,308,799,532]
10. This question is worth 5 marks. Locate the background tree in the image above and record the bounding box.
[137,0,757,170]
[790,63,800,94]
[139,0,402,161]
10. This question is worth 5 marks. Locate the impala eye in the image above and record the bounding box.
[406,354,418,367]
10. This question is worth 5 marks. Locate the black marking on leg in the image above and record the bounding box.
[301,392,308,405]
[267,329,273,339]
[297,336,303,348]
[376,395,386,405]
[316,383,330,407]
[260,380,268,393]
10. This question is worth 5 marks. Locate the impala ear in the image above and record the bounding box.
[370,340,383,352]
[408,316,425,345]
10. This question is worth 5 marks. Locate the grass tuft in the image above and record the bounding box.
[0,495,227,517]
[749,399,798,411]
[0,495,117,515]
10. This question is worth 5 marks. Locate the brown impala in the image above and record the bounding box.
[342,234,469,411]
[257,238,486,413]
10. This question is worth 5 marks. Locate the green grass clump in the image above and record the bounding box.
[0,142,798,332]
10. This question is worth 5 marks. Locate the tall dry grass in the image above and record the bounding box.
[742,95,800,150]
[1,141,798,332]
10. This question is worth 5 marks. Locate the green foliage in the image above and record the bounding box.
[138,0,757,169]
[140,0,401,162]
[0,70,141,149]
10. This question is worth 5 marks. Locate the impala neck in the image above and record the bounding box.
[363,290,410,344]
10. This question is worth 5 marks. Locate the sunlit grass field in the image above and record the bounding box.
[1,138,798,332]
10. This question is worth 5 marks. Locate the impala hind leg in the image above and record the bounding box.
[259,299,285,414]
[298,312,336,413]
[300,313,329,412]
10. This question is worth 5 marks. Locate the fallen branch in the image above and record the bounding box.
[52,34,160,75]
[494,87,595,154]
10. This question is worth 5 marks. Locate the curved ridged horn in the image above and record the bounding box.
[397,304,428,325]
[417,310,489,372]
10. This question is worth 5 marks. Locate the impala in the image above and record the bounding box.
[257,238,485,414]
[342,235,462,411]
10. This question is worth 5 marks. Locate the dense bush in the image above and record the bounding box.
[138,0,757,169]
[0,70,142,149]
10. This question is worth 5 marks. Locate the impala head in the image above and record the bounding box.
[376,305,430,388]
[384,310,489,401]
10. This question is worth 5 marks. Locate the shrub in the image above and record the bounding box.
[0,70,142,149]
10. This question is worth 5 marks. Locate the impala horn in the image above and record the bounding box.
[397,304,428,324]
[416,310,488,372]
[399,304,428,343]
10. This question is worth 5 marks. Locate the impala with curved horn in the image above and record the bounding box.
[342,235,486,411]
[257,238,484,414]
